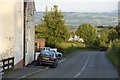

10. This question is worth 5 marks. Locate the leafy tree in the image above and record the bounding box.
[99,29,109,50]
[76,23,97,45]
[41,5,70,47]
[115,23,120,38]
[108,29,118,42]
[99,29,109,43]
[35,24,46,38]
[94,37,100,46]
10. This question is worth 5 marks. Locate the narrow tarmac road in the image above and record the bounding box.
[28,51,118,78]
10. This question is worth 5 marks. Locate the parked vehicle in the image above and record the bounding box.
[40,47,51,51]
[39,47,63,59]
[36,51,58,68]
[35,47,51,60]
[50,50,62,59]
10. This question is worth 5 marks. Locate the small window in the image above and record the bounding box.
[40,51,54,57]
[35,43,37,46]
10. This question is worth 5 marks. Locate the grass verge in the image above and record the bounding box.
[106,39,120,72]
[56,41,85,58]
[106,51,119,70]
[57,41,101,58]
[62,47,80,58]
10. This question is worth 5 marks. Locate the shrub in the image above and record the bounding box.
[107,39,120,71]
[76,23,97,45]
[99,42,109,51]
[56,41,85,54]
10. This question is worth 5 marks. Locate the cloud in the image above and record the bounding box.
[35,0,118,12]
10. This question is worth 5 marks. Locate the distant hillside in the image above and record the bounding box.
[112,10,118,13]
[34,12,118,29]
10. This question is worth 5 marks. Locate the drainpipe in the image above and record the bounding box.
[23,2,27,67]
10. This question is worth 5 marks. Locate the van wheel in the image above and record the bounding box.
[58,54,61,59]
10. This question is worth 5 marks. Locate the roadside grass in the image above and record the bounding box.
[106,51,118,70]
[56,41,85,57]
[62,47,80,58]
[56,41,100,58]
[80,47,100,51]
[106,39,120,71]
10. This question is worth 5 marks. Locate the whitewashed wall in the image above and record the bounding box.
[0,10,2,58]
[25,1,35,65]
[13,1,24,65]
[0,0,35,67]
[0,1,15,58]
[0,0,24,66]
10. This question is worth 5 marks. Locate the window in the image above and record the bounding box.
[35,43,37,46]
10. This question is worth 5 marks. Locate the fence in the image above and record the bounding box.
[0,57,14,72]
[0,59,2,80]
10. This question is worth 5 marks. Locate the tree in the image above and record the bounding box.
[99,29,109,49]
[42,5,70,47]
[35,24,47,38]
[76,23,97,45]
[115,23,120,38]
[108,29,118,42]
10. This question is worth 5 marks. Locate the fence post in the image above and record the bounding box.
[0,60,2,79]
[2,60,5,72]
[1,57,14,72]
[8,58,9,69]
[13,57,14,68]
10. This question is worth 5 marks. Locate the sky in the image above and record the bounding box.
[35,0,119,12]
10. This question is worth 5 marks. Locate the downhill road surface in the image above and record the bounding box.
[28,51,118,78]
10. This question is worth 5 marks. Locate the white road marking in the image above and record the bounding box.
[41,67,49,71]
[21,67,49,78]
[58,52,77,63]
[58,58,67,63]
[74,55,90,78]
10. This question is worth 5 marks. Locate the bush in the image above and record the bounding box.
[99,42,109,51]
[56,41,85,57]
[107,39,120,71]
[76,23,97,45]
[112,39,120,56]
[56,42,85,50]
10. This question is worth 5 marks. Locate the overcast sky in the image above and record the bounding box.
[35,0,119,12]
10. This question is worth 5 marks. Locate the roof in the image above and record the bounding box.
[35,38,45,42]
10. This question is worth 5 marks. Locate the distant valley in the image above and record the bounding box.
[34,11,118,29]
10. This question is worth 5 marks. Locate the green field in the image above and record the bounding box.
[35,12,118,29]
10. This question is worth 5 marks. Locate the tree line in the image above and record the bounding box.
[35,5,120,49]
